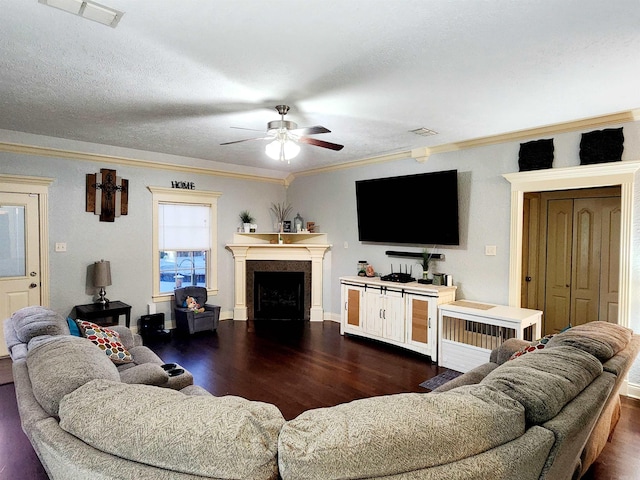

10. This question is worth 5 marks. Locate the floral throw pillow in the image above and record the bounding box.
[509,334,555,361]
[76,320,133,364]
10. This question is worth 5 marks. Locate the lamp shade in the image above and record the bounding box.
[93,260,112,288]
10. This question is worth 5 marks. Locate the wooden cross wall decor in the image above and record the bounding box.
[86,168,129,222]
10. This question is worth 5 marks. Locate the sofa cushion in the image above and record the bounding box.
[12,306,69,342]
[481,346,602,425]
[77,321,133,364]
[59,379,284,480]
[546,321,632,362]
[26,336,120,416]
[432,362,499,393]
[278,384,525,480]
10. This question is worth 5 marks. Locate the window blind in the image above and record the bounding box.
[159,204,210,250]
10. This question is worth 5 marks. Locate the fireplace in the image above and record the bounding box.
[246,260,312,321]
[226,233,330,321]
[254,271,304,320]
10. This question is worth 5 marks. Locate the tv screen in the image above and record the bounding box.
[355,170,459,245]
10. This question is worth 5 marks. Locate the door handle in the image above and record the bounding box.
[29,283,38,289]
[525,276,532,282]
[30,271,37,277]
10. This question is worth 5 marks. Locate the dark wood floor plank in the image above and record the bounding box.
[1,319,639,479]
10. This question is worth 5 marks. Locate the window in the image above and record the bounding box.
[148,186,221,300]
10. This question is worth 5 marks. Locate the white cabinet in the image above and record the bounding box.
[340,276,456,359]
[438,300,542,373]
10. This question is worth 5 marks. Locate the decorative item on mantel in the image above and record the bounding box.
[239,210,255,233]
[86,168,128,222]
[270,202,292,232]
[294,212,304,232]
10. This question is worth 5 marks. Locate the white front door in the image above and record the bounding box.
[0,192,42,356]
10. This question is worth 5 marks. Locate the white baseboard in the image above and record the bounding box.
[626,381,640,399]
[324,313,340,323]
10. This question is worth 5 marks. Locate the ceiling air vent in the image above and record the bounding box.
[409,127,438,137]
[39,0,124,28]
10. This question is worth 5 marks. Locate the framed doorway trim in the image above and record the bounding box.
[503,161,640,329]
[0,174,54,308]
[504,161,640,397]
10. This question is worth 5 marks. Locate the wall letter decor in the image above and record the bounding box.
[86,168,129,222]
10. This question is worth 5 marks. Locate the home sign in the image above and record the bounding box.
[171,181,195,190]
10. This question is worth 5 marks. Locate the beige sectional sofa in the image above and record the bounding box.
[4,306,639,480]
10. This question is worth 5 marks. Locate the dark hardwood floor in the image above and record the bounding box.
[1,319,639,479]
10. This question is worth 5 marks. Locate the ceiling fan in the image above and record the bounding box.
[220,105,344,163]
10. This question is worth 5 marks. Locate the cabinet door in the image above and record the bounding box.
[383,290,405,342]
[405,294,435,356]
[364,290,384,337]
[341,284,363,332]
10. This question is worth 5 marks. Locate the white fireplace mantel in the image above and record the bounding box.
[226,233,331,321]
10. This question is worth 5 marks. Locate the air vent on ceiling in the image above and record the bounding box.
[39,0,124,28]
[409,127,438,137]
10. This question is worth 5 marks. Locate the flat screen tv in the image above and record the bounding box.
[355,169,459,245]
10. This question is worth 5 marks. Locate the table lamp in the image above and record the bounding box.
[93,259,112,305]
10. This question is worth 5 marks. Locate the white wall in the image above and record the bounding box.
[0,150,285,324]
[287,120,640,388]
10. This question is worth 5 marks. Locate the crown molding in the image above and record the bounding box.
[291,108,640,178]
[0,141,286,185]
[3,108,639,185]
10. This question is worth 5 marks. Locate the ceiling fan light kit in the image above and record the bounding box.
[265,138,301,163]
[221,104,343,163]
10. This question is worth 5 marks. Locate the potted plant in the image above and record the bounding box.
[239,210,254,233]
[270,202,292,232]
[419,249,432,280]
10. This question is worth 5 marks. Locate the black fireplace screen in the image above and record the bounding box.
[254,271,305,320]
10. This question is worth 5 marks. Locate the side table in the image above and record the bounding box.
[75,301,132,328]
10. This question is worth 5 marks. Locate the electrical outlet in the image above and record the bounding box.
[55,242,67,252]
[485,245,497,256]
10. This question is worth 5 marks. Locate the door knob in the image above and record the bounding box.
[30,271,37,277]
[29,283,38,288]
[525,276,532,282]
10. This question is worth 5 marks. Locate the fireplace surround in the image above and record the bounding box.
[226,233,331,321]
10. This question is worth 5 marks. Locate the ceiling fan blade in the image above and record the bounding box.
[299,137,344,151]
[230,126,267,132]
[290,125,331,136]
[220,136,270,145]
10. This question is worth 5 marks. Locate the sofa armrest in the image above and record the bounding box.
[119,363,169,386]
[490,338,531,364]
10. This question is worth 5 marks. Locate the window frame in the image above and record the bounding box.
[148,186,221,302]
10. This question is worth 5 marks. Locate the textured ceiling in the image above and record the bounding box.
[2,0,640,176]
